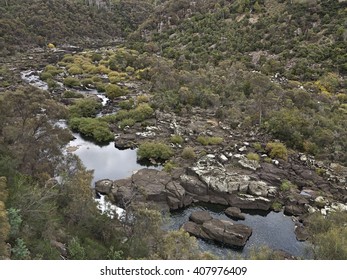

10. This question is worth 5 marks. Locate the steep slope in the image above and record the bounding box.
[0,0,153,54]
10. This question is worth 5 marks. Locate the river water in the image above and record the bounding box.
[67,134,309,259]
[23,69,309,259]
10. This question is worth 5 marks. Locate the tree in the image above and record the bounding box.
[0,177,10,259]
[0,87,71,180]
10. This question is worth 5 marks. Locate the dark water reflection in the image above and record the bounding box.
[166,203,309,259]
[68,133,161,185]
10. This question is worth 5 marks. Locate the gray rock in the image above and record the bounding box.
[225,207,245,220]
[202,219,252,247]
[238,158,261,171]
[190,211,213,224]
[248,181,270,197]
[180,174,208,195]
[294,225,309,241]
[183,218,252,247]
[227,194,272,211]
[95,179,114,195]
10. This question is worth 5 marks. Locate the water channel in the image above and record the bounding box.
[23,70,309,259]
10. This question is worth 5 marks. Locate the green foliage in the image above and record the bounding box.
[265,142,288,161]
[137,142,174,161]
[7,208,22,238]
[246,153,260,162]
[69,118,113,143]
[170,134,184,145]
[69,99,102,118]
[118,118,136,130]
[119,99,134,110]
[68,237,86,260]
[197,136,223,146]
[163,161,177,173]
[280,180,297,192]
[105,84,127,99]
[63,91,84,99]
[181,146,196,159]
[248,245,288,260]
[306,211,347,260]
[114,103,154,123]
[11,238,30,260]
[0,177,10,259]
[63,77,80,88]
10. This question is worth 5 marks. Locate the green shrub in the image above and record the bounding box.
[119,99,134,110]
[181,146,196,159]
[133,103,154,121]
[246,152,260,162]
[252,142,263,151]
[63,91,84,98]
[40,72,53,81]
[170,134,184,145]
[69,118,113,143]
[265,142,288,161]
[163,161,177,172]
[95,83,106,92]
[197,136,223,145]
[63,77,80,88]
[81,78,94,87]
[68,65,83,75]
[69,99,102,118]
[105,84,127,99]
[118,118,136,129]
[137,142,174,161]
[280,180,297,192]
[271,201,283,212]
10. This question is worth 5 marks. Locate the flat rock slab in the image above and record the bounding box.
[183,214,252,247]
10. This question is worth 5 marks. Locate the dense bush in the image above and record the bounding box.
[265,142,288,161]
[69,118,113,143]
[181,147,196,159]
[105,84,127,99]
[170,135,184,145]
[63,77,80,88]
[197,136,223,145]
[137,142,174,161]
[69,99,102,118]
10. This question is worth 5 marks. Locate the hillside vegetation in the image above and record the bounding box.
[0,0,347,260]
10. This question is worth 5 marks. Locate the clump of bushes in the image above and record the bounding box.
[69,99,102,118]
[197,136,223,145]
[105,84,127,99]
[63,77,80,88]
[170,134,184,145]
[280,180,297,192]
[181,146,196,159]
[265,142,288,161]
[246,152,260,162]
[137,142,174,161]
[69,118,113,143]
[118,118,136,130]
[63,91,84,99]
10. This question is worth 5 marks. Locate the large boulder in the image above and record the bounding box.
[95,179,114,195]
[190,211,213,224]
[111,169,189,210]
[183,214,252,247]
[225,207,245,220]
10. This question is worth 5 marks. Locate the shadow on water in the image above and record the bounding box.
[166,202,310,259]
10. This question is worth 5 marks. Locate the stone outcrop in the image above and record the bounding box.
[109,169,192,210]
[182,211,252,247]
[225,207,245,220]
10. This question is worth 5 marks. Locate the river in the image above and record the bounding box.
[23,69,309,259]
